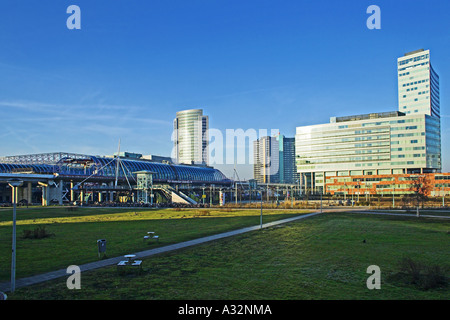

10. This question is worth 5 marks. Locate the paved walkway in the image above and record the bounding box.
[0,211,323,292]
[350,210,450,219]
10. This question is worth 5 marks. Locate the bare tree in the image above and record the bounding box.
[409,175,432,217]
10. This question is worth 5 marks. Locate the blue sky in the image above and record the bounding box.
[1,0,449,179]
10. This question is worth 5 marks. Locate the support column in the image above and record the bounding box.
[98,192,103,203]
[58,181,63,205]
[109,182,114,202]
[70,181,74,203]
[80,184,84,206]
[42,186,49,206]
[27,182,32,205]
[16,187,23,204]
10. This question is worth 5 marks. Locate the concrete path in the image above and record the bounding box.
[0,211,323,292]
[350,210,450,219]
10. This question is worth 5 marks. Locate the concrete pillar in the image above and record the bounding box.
[109,182,114,202]
[58,181,63,205]
[70,181,74,203]
[42,186,49,206]
[16,187,23,203]
[80,184,84,206]
[98,192,103,203]
[27,182,32,205]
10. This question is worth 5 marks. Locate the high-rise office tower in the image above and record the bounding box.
[398,49,440,117]
[173,109,209,165]
[253,136,279,184]
[398,49,441,171]
[276,134,299,184]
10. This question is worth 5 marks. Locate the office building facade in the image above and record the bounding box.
[295,49,442,194]
[253,136,279,184]
[398,49,440,118]
[276,134,299,184]
[173,109,209,165]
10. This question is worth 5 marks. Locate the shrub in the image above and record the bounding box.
[422,265,448,290]
[194,210,210,217]
[399,257,423,284]
[23,226,54,239]
[394,257,448,290]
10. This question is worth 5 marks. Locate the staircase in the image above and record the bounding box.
[157,185,197,205]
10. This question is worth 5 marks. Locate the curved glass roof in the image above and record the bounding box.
[0,156,230,184]
[0,163,55,174]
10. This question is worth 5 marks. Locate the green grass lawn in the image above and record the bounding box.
[5,211,450,300]
[0,206,310,282]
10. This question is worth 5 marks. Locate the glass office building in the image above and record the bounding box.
[398,49,440,118]
[253,136,280,184]
[173,109,209,165]
[295,50,441,193]
[276,134,299,184]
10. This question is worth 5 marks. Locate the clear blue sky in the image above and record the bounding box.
[1,0,449,179]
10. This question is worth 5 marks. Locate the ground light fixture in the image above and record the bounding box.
[7,178,23,293]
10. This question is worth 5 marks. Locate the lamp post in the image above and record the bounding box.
[210,185,213,207]
[259,189,263,229]
[8,179,23,293]
[344,183,347,201]
[320,191,323,213]
[392,186,395,209]
[202,186,206,205]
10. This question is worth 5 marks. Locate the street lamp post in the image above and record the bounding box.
[320,192,323,213]
[8,179,23,293]
[260,189,263,229]
[393,186,395,209]
[210,185,213,207]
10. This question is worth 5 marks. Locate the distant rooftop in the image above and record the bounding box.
[330,111,405,123]
[404,49,425,56]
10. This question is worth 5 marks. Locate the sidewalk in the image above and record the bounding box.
[0,211,321,292]
[351,210,450,219]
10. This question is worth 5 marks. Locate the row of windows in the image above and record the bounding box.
[298,148,389,158]
[391,154,425,159]
[296,127,389,140]
[398,61,429,72]
[295,141,390,154]
[296,134,390,147]
[298,154,391,165]
[361,117,425,127]
[391,132,425,138]
[398,54,429,66]
[391,146,425,152]
[402,79,429,87]
[391,125,419,131]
